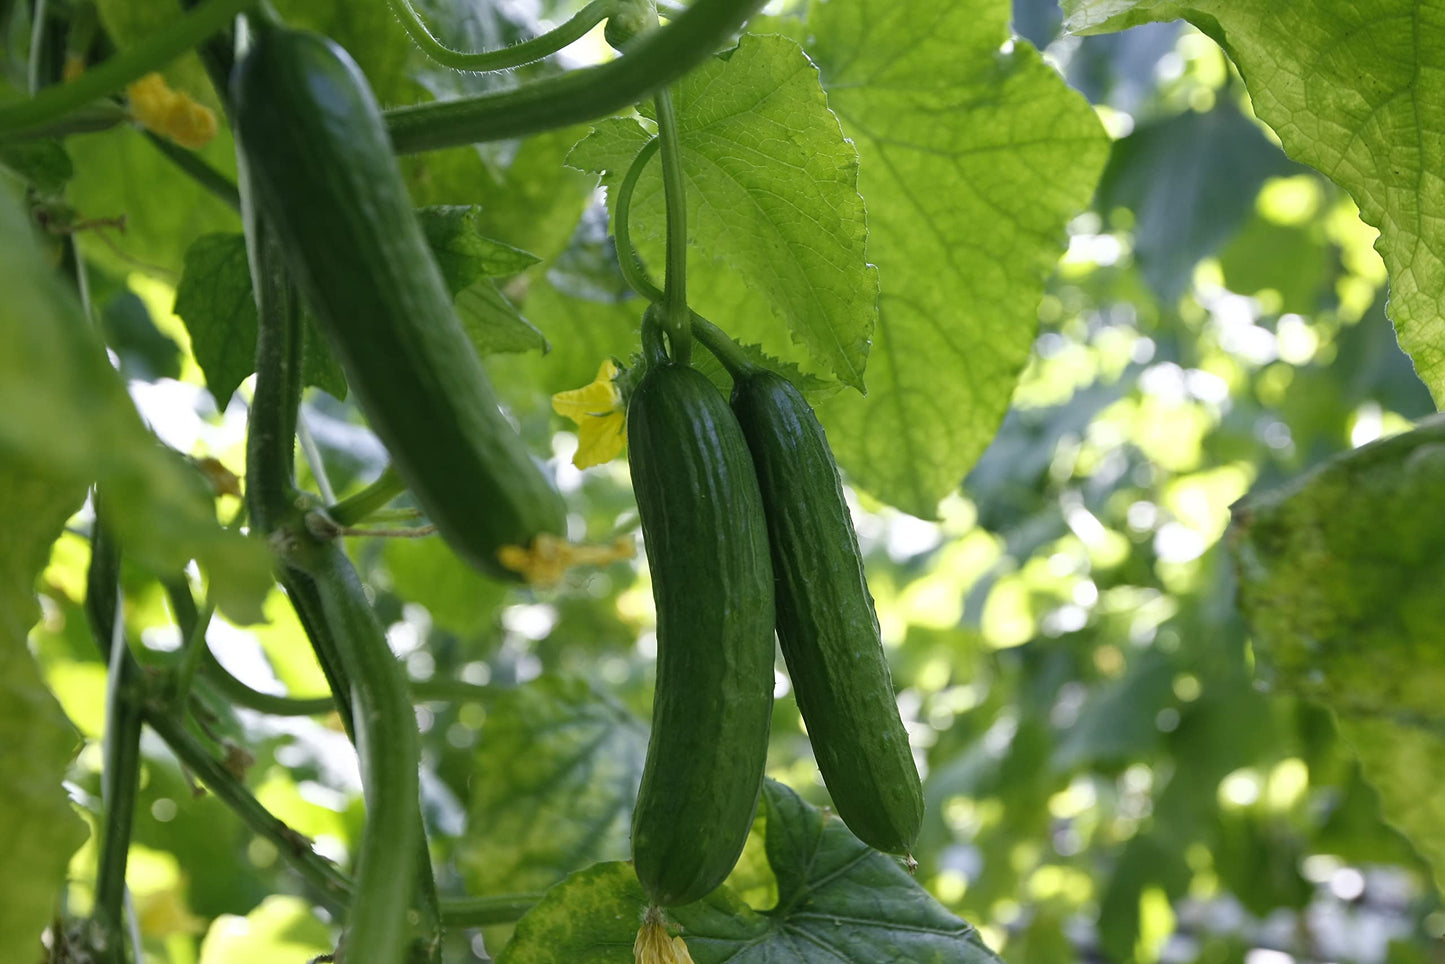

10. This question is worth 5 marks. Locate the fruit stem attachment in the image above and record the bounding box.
[0,0,255,139]
[326,464,407,527]
[689,314,759,378]
[654,87,690,365]
[388,0,618,72]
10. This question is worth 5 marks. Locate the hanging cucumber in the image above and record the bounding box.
[731,368,923,855]
[231,19,565,581]
[627,321,777,907]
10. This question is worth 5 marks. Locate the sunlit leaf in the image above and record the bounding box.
[806,0,1110,517]
[1063,0,1445,405]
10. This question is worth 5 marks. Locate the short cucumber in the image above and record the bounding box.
[231,22,565,580]
[731,369,923,854]
[628,361,776,907]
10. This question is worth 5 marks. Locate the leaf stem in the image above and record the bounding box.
[0,0,256,139]
[168,592,216,708]
[438,894,544,927]
[389,0,618,72]
[654,87,690,364]
[296,413,336,505]
[614,137,665,302]
[143,131,241,211]
[384,0,763,153]
[326,464,407,527]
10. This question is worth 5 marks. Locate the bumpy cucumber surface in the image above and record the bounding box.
[628,362,776,907]
[231,23,565,579]
[732,370,923,854]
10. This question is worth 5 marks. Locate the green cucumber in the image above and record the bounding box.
[627,360,776,907]
[231,21,565,580]
[731,370,923,855]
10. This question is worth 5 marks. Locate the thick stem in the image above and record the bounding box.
[653,87,690,364]
[85,518,144,964]
[0,0,255,138]
[389,0,617,72]
[326,465,407,528]
[243,218,303,535]
[384,0,764,153]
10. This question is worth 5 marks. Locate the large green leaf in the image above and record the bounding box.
[496,779,1001,963]
[1063,0,1445,404]
[568,32,879,390]
[459,676,648,897]
[1230,416,1445,886]
[0,191,269,621]
[805,0,1110,517]
[0,460,89,958]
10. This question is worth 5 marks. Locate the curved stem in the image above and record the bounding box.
[654,87,690,364]
[689,313,758,378]
[389,0,617,72]
[384,0,764,153]
[640,304,668,367]
[169,592,216,708]
[0,0,255,138]
[613,137,664,302]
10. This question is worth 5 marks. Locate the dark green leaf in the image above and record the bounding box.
[173,233,258,409]
[459,676,648,896]
[417,206,541,295]
[497,779,1001,963]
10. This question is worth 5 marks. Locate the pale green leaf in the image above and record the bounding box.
[496,780,1001,963]
[806,0,1110,517]
[1230,415,1445,885]
[1062,0,1445,404]
[0,190,270,623]
[198,895,332,963]
[568,33,879,390]
[459,676,648,896]
[0,138,72,195]
[383,536,506,636]
[0,460,89,958]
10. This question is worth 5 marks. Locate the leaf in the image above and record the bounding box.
[1230,416,1445,885]
[197,895,332,963]
[418,206,541,294]
[0,190,270,623]
[0,138,72,195]
[1096,101,1301,302]
[0,460,89,957]
[804,0,1110,517]
[496,779,1001,964]
[384,535,507,636]
[1062,0,1445,405]
[459,676,648,896]
[568,33,879,390]
[174,216,544,407]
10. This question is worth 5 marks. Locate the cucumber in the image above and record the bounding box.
[731,370,923,855]
[627,360,776,907]
[231,21,565,580]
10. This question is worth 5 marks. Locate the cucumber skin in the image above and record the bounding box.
[232,26,565,579]
[627,363,776,907]
[732,371,923,854]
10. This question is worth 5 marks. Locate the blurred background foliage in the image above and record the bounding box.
[14,0,1445,960]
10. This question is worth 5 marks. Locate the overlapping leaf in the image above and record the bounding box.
[1064,0,1445,403]
[497,779,1001,963]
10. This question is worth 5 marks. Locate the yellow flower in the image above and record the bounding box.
[634,912,694,964]
[497,533,635,588]
[552,359,626,468]
[126,73,218,150]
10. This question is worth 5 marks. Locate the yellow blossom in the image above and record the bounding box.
[126,73,218,150]
[497,533,635,587]
[552,359,626,468]
[634,911,694,964]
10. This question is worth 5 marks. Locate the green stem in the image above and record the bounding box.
[243,218,303,534]
[689,314,758,378]
[144,131,241,210]
[327,464,407,528]
[168,593,215,708]
[653,87,690,364]
[0,0,255,138]
[438,894,544,928]
[640,303,668,367]
[145,711,353,910]
[389,0,617,72]
[28,0,54,96]
[614,137,664,302]
[384,0,764,153]
[85,518,143,964]
[296,413,336,505]
[200,649,338,716]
